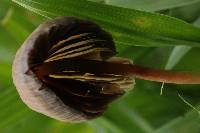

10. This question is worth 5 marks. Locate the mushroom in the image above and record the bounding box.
[12,17,200,122]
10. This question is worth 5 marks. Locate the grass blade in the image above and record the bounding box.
[12,0,200,47]
[105,0,200,12]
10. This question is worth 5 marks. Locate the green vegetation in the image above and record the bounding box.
[0,0,200,132]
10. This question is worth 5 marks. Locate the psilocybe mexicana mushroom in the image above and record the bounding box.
[12,17,200,122]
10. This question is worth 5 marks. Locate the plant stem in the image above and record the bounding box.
[33,59,200,84]
[129,65,200,84]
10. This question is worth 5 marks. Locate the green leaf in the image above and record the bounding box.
[105,0,200,12]
[194,17,200,26]
[169,2,200,22]
[0,0,12,20]
[12,0,200,47]
[106,101,154,133]
[89,118,124,133]
[165,18,200,70]
[88,0,104,3]
[155,106,200,133]
[165,46,191,70]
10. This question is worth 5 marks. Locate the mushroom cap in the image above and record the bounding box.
[12,17,94,122]
[12,17,134,122]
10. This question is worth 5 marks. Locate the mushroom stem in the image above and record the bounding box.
[33,59,200,84]
[128,65,200,84]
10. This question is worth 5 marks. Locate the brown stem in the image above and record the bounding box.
[33,59,200,84]
[128,65,200,84]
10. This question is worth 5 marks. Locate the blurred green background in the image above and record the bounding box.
[0,0,200,132]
